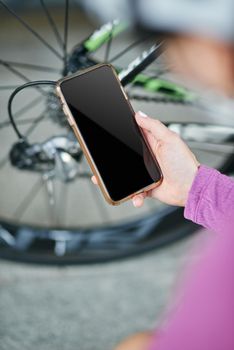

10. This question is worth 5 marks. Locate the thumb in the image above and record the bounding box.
[135,111,169,140]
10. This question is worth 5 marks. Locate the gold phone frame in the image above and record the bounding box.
[56,63,162,205]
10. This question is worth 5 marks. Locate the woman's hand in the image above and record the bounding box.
[92,111,200,208]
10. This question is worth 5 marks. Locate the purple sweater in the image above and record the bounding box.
[150,165,234,350]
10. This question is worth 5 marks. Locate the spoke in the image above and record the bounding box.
[62,0,69,76]
[13,177,44,221]
[43,174,71,230]
[188,140,234,154]
[40,0,64,50]
[0,60,60,73]
[79,159,110,223]
[0,118,27,129]
[88,179,110,223]
[43,173,59,226]
[0,156,8,170]
[0,59,33,83]
[78,171,92,178]
[18,117,48,126]
[0,1,63,60]
[0,95,43,128]
[15,96,43,119]
[0,60,47,95]
[0,116,49,130]
[57,182,68,226]
[0,85,21,90]
[104,25,113,62]
[110,35,151,63]
[43,174,56,206]
[24,110,47,138]
[0,96,43,130]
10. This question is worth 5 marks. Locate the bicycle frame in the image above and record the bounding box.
[69,19,196,103]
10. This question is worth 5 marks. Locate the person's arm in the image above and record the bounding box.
[92,111,234,234]
[130,112,234,235]
[131,113,234,350]
[148,167,234,350]
[91,113,234,350]
[184,165,234,233]
[148,219,234,350]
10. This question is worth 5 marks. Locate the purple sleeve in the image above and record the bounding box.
[149,166,234,350]
[184,165,234,233]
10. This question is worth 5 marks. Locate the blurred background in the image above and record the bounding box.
[0,1,233,349]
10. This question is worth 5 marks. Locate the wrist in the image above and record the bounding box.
[180,163,200,207]
[184,165,214,221]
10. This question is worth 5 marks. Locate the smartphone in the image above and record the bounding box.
[56,64,162,205]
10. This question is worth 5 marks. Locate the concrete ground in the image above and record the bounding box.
[0,236,196,350]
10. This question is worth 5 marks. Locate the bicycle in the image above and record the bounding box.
[0,1,233,264]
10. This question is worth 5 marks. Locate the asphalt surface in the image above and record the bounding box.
[0,236,195,350]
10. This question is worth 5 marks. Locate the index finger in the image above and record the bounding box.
[135,111,169,140]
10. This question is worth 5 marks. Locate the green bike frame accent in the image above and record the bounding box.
[83,20,197,103]
[132,74,196,102]
[84,20,128,52]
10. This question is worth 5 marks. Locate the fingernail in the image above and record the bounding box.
[137,111,147,118]
[133,198,138,207]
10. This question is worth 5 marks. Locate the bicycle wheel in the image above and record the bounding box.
[0,1,233,265]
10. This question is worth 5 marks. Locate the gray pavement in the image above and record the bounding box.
[0,236,195,350]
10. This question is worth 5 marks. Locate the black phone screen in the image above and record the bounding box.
[60,65,161,202]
